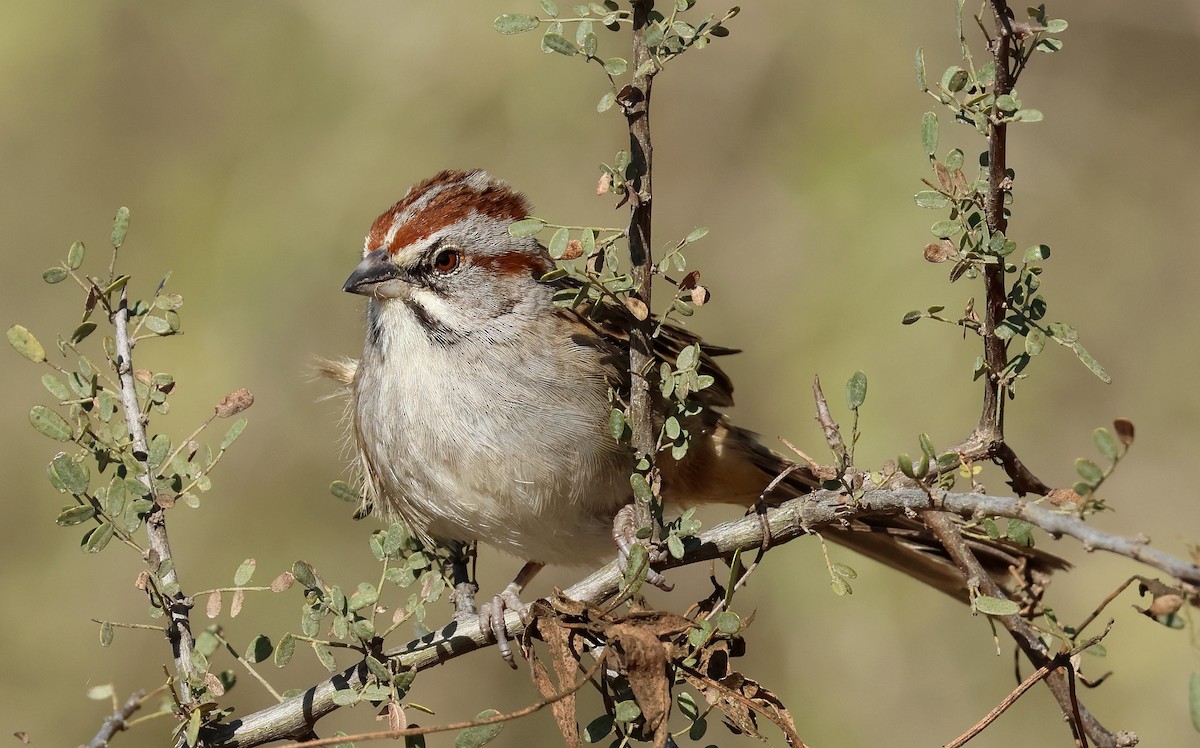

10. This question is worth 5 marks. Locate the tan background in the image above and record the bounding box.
[2,2,1199,746]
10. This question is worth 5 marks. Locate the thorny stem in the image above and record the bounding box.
[625,0,659,531]
[114,285,197,709]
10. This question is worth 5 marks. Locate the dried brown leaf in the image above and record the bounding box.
[1113,418,1135,447]
[924,239,956,263]
[934,162,952,192]
[624,297,649,321]
[596,172,612,196]
[270,571,295,593]
[561,239,584,260]
[608,623,671,745]
[678,271,700,290]
[205,590,222,619]
[690,286,710,307]
[230,588,245,618]
[1047,487,1082,506]
[205,672,225,697]
[215,388,254,418]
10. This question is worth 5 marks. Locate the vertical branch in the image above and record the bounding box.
[624,0,658,527]
[975,0,1015,448]
[113,286,196,706]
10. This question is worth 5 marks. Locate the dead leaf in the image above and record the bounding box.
[562,239,584,261]
[529,617,581,748]
[596,172,612,196]
[690,286,710,307]
[608,623,671,748]
[215,388,254,418]
[205,591,222,619]
[924,239,956,263]
[624,297,649,321]
[1113,418,1135,447]
[230,588,245,618]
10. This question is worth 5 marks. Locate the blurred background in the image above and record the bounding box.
[2,2,1199,746]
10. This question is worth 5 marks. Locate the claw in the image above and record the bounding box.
[479,583,530,668]
[477,561,543,668]
[612,504,674,592]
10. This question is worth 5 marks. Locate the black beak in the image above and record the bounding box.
[343,248,399,295]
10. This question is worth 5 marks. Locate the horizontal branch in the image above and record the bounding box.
[211,487,1199,747]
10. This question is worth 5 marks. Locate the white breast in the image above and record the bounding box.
[352,299,631,566]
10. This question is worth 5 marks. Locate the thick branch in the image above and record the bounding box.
[625,0,659,531]
[210,487,1196,747]
[113,286,196,704]
[975,0,1015,445]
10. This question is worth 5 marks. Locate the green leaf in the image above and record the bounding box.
[84,522,115,553]
[143,315,171,335]
[666,532,684,559]
[597,91,616,112]
[1045,19,1068,33]
[494,13,540,34]
[292,560,320,590]
[30,405,73,441]
[920,112,938,155]
[609,408,626,441]
[56,504,96,526]
[331,689,359,706]
[50,453,89,494]
[1036,37,1063,53]
[1023,244,1050,263]
[931,220,961,238]
[1189,672,1200,732]
[1006,519,1034,546]
[70,322,98,345]
[110,207,130,250]
[630,473,652,503]
[507,218,545,237]
[42,266,68,284]
[941,65,968,92]
[245,634,273,663]
[945,148,964,170]
[1013,108,1044,122]
[548,227,569,259]
[995,94,1019,113]
[8,325,46,362]
[901,310,922,325]
[1093,428,1118,460]
[271,633,295,668]
[1025,328,1046,356]
[676,343,699,372]
[100,620,114,647]
[583,713,614,743]
[538,0,559,17]
[715,610,741,634]
[973,595,1020,616]
[87,683,115,700]
[1075,458,1104,484]
[455,710,503,748]
[603,57,627,75]
[1072,343,1111,383]
[832,562,857,579]
[42,373,70,400]
[830,576,852,596]
[348,582,379,612]
[613,700,641,723]
[220,417,248,450]
[845,371,867,409]
[330,480,360,503]
[542,32,579,56]
[914,47,927,90]
[234,558,257,586]
[67,241,86,270]
[914,191,950,209]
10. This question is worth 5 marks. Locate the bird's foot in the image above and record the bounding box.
[478,582,531,669]
[612,504,674,592]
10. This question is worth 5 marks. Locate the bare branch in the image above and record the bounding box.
[210,486,1196,747]
[82,689,146,748]
[113,285,196,705]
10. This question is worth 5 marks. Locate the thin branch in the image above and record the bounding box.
[209,486,1197,747]
[944,624,1112,748]
[113,285,196,706]
[82,689,146,748]
[921,510,1108,747]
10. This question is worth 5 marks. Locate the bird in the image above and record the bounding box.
[327,168,1063,662]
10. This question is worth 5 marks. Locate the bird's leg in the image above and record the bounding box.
[478,560,543,669]
[612,503,674,592]
[444,541,479,622]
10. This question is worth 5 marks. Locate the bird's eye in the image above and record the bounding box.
[433,248,459,273]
